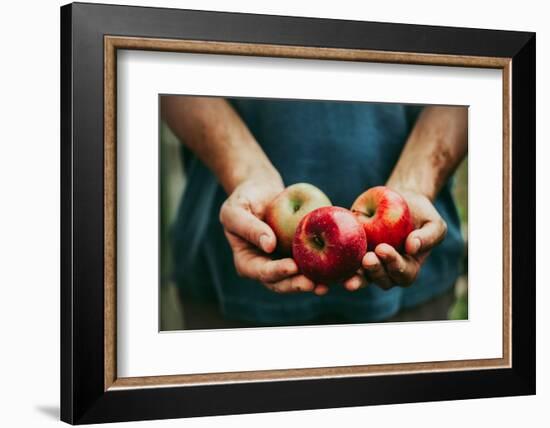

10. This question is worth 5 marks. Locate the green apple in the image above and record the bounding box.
[265,183,332,255]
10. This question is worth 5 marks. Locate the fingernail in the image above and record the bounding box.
[365,253,378,268]
[411,238,421,254]
[304,282,315,292]
[351,280,362,291]
[259,234,270,252]
[286,263,298,275]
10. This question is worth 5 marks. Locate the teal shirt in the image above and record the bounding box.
[171,98,464,325]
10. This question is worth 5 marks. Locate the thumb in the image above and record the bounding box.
[220,203,277,253]
[405,218,447,255]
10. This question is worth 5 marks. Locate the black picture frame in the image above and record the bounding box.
[61,2,535,424]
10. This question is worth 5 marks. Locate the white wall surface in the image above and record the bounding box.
[0,0,546,427]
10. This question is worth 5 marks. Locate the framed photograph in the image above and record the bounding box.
[61,2,535,424]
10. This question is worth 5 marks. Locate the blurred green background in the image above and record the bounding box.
[159,122,468,331]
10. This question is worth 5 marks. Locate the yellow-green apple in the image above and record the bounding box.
[292,206,367,284]
[351,186,414,251]
[265,183,332,255]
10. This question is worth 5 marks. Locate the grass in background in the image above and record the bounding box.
[449,158,468,320]
[160,123,186,330]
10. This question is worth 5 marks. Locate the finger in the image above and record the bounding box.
[242,256,299,284]
[362,251,393,289]
[266,275,315,293]
[220,203,276,253]
[344,273,368,292]
[314,284,329,296]
[226,232,299,282]
[375,244,418,286]
[405,218,447,256]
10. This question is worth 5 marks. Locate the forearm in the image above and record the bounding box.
[387,106,468,201]
[161,96,282,193]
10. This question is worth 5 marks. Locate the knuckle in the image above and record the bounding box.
[235,194,249,207]
[439,218,448,237]
[234,259,246,278]
[235,265,244,278]
[257,270,268,284]
[270,285,283,294]
[219,201,230,225]
[389,261,405,275]
[290,278,302,292]
[258,263,275,283]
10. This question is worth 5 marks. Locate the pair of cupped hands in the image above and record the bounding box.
[220,176,447,296]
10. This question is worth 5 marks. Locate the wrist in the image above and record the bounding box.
[386,174,437,202]
[226,162,283,194]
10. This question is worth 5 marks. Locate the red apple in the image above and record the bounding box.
[265,183,332,255]
[292,206,367,284]
[351,186,414,251]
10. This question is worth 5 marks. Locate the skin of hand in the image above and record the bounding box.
[220,176,328,294]
[344,106,467,291]
[161,96,326,295]
[343,189,447,291]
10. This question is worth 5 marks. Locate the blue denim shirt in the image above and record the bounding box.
[171,98,464,325]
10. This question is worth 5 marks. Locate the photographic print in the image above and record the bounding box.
[159,96,468,330]
[62,4,535,423]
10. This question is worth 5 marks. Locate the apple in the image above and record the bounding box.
[265,183,332,255]
[292,206,367,284]
[351,186,414,251]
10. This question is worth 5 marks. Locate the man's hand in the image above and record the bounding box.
[162,96,324,294]
[343,106,466,291]
[344,189,447,291]
[220,177,324,294]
